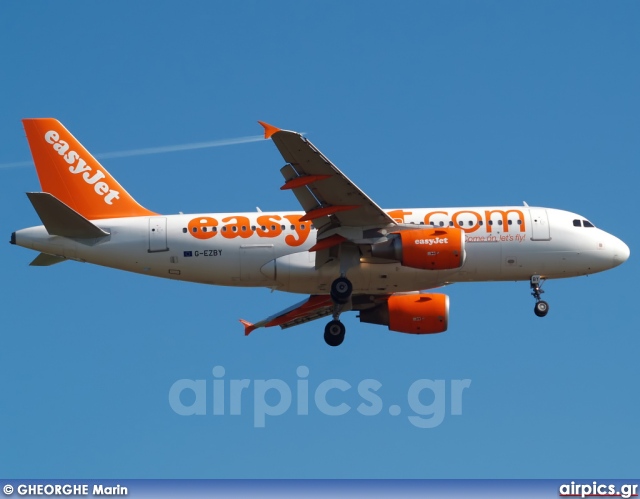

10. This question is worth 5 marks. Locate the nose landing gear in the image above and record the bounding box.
[324,276,353,347]
[530,275,549,317]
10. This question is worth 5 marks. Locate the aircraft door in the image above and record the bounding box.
[149,217,168,252]
[529,209,551,241]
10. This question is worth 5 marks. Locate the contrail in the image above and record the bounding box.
[95,134,265,159]
[0,134,265,169]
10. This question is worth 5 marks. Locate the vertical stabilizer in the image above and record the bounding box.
[22,118,157,220]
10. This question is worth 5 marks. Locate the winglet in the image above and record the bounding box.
[239,319,257,336]
[257,121,281,139]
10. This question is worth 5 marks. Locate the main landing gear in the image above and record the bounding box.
[330,276,352,304]
[324,276,353,347]
[324,320,346,347]
[530,275,549,317]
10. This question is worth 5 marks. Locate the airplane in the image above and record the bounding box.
[11,119,630,346]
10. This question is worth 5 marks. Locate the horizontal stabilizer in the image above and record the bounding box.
[29,252,66,266]
[26,192,110,239]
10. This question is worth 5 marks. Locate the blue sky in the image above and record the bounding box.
[1,1,638,479]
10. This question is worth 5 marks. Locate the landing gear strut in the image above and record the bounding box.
[530,275,549,317]
[324,276,353,346]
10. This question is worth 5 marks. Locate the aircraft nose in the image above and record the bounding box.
[612,237,630,266]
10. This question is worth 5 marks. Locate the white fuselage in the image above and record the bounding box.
[13,206,629,295]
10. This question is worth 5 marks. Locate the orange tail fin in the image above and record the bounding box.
[22,118,157,220]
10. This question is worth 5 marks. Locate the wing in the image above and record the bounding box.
[244,123,403,337]
[240,295,335,335]
[240,293,403,336]
[259,122,396,234]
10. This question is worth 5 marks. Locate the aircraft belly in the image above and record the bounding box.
[454,240,503,281]
[273,254,444,295]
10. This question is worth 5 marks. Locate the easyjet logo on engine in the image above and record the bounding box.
[415,237,449,245]
[45,130,120,205]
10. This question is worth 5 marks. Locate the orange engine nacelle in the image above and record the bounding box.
[359,293,449,334]
[371,228,465,270]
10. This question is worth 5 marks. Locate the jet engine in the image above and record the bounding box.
[359,293,449,334]
[370,228,465,270]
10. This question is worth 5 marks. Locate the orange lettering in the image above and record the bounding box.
[484,209,526,233]
[256,215,283,238]
[283,214,311,247]
[188,217,218,240]
[221,216,253,239]
[452,210,482,234]
[387,209,413,224]
[423,210,448,226]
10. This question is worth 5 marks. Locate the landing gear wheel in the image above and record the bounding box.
[534,300,549,317]
[530,275,549,317]
[330,277,353,305]
[324,320,346,347]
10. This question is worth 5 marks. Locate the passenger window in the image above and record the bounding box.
[479,221,483,226]
[508,220,512,225]
[242,226,247,231]
[251,225,256,231]
[291,225,295,230]
[449,221,454,226]
[261,226,266,231]
[583,220,594,228]
[301,225,306,230]
[573,219,581,227]
[192,227,198,232]
[212,227,217,232]
[468,221,473,226]
[517,220,522,225]
[459,221,464,226]
[271,225,276,230]
[232,227,238,232]
[222,227,227,232]
[498,220,503,225]
[202,227,208,232]
[182,228,187,233]
[439,221,444,227]
[488,220,493,226]
[281,225,286,230]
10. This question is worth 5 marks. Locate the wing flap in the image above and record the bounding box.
[265,124,396,231]
[240,295,334,335]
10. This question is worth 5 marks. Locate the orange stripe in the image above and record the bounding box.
[309,234,346,252]
[300,205,359,222]
[265,296,333,328]
[280,174,331,190]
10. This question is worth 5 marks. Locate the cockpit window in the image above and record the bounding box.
[573,219,582,227]
[583,220,595,228]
